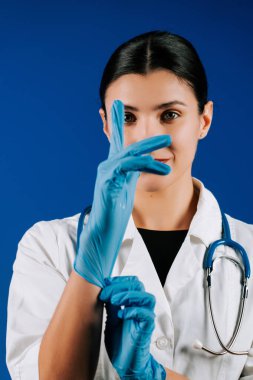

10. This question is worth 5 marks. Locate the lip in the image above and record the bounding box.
[154,158,171,163]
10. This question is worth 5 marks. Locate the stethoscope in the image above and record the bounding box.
[77,206,253,356]
[194,211,253,356]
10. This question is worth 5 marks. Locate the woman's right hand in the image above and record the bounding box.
[73,99,172,288]
[99,275,166,379]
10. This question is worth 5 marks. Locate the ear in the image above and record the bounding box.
[198,100,213,140]
[99,108,111,142]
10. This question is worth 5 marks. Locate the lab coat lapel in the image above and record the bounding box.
[123,224,176,367]
[120,224,173,319]
[112,213,174,348]
[164,176,223,302]
[164,234,202,304]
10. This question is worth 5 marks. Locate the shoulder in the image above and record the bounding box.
[15,212,82,276]
[19,212,81,248]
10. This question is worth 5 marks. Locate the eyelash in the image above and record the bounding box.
[124,110,180,124]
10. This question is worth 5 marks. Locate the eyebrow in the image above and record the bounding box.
[123,101,187,112]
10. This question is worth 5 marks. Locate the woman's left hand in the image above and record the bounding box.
[99,275,166,380]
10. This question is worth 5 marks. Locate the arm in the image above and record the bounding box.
[42,101,170,378]
[6,220,105,380]
[39,270,103,380]
[6,100,172,379]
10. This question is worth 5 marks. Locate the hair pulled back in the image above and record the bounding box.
[99,30,208,118]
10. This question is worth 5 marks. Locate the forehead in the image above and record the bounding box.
[105,70,196,111]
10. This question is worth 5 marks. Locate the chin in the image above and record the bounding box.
[136,171,173,192]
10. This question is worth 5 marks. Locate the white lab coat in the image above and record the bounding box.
[6,177,253,380]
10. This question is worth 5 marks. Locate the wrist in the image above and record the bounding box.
[150,355,166,380]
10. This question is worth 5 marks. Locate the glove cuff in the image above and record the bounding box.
[149,355,166,380]
[119,355,166,380]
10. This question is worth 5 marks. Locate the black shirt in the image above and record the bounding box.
[137,228,189,287]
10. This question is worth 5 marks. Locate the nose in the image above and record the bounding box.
[138,120,167,140]
[136,122,172,158]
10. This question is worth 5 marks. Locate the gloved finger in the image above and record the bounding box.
[111,290,156,310]
[99,277,145,302]
[108,99,124,158]
[112,155,171,176]
[124,133,172,158]
[118,307,155,332]
[108,100,172,162]
[110,134,172,165]
[100,151,171,178]
[97,156,171,199]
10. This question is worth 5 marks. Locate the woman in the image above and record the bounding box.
[6,30,253,380]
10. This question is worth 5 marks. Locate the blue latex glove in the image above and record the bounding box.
[99,276,166,380]
[73,99,172,288]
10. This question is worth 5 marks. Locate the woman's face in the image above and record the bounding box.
[99,69,213,192]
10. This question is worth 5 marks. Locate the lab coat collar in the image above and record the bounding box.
[122,176,223,248]
[189,177,223,247]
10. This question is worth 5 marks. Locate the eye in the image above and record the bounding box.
[124,112,136,124]
[161,110,179,121]
[123,110,179,124]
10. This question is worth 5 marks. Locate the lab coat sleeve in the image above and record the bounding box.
[6,220,68,380]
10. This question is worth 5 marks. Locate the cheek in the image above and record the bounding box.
[170,120,200,152]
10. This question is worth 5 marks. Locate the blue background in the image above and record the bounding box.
[1,0,253,378]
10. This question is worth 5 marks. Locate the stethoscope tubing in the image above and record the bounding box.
[199,212,251,356]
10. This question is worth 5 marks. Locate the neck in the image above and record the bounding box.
[132,174,199,231]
